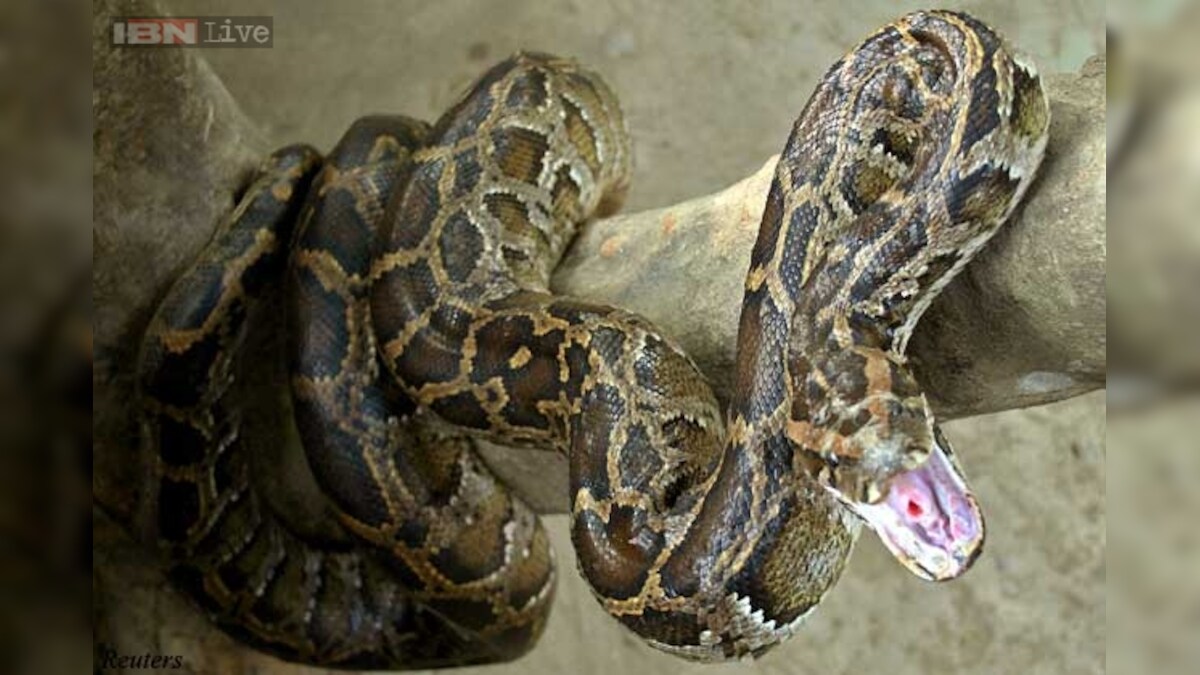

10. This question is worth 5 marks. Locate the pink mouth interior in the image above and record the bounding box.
[846,441,985,581]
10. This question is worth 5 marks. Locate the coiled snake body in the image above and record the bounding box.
[137,11,1049,667]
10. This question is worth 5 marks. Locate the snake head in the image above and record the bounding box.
[846,425,986,582]
[787,346,985,581]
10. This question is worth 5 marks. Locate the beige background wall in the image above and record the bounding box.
[95,2,1106,674]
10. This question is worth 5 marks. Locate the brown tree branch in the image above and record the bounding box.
[555,58,1106,419]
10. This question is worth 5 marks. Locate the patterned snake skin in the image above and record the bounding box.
[137,10,1049,668]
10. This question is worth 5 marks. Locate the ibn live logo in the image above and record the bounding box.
[111,17,273,47]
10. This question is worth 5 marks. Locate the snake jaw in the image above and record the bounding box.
[829,437,985,582]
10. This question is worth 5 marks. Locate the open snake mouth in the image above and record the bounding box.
[831,440,985,581]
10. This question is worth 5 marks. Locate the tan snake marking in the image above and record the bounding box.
[138,10,1048,668]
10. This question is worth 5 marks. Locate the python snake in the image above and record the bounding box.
[137,10,1049,667]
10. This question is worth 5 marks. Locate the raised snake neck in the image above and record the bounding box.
[138,10,1049,668]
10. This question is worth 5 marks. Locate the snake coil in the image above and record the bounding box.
[138,10,1048,668]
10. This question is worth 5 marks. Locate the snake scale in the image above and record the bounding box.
[136,10,1049,667]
